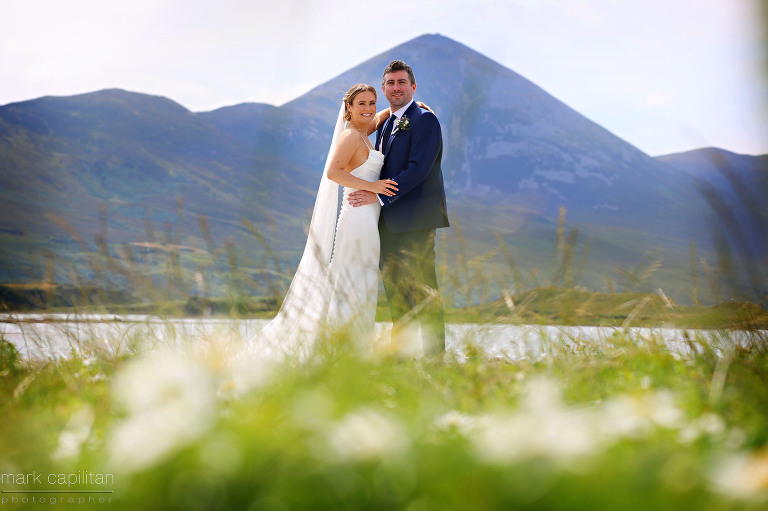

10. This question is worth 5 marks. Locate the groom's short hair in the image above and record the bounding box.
[382,60,416,86]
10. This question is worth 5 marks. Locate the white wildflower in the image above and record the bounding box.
[217,348,272,399]
[677,413,727,444]
[108,348,215,472]
[471,415,524,463]
[599,396,654,439]
[471,377,601,465]
[52,406,95,461]
[697,413,726,436]
[598,389,686,441]
[649,390,686,429]
[709,450,768,500]
[327,408,408,462]
[725,428,747,450]
[433,410,476,436]
[677,425,701,444]
[473,410,598,465]
[520,376,562,415]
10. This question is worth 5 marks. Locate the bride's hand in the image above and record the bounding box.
[368,179,398,196]
[417,101,433,113]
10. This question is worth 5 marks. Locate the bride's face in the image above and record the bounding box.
[347,91,376,128]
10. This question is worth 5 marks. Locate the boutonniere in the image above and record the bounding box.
[394,115,410,133]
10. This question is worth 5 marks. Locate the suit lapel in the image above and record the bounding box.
[384,102,419,157]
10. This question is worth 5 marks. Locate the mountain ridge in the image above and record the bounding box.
[0,34,764,304]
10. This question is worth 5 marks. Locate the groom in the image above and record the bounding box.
[349,59,450,355]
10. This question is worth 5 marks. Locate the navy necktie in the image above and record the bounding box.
[382,114,397,152]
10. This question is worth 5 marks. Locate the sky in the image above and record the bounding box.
[2,0,767,156]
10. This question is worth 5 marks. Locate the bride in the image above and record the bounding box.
[252,84,397,359]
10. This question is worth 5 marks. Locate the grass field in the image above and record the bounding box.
[1,310,767,510]
[1,201,766,509]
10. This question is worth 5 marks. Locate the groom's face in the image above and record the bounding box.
[382,70,416,110]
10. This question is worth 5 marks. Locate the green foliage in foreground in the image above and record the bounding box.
[1,328,768,510]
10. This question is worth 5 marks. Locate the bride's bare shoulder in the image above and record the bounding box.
[332,129,360,155]
[340,128,369,146]
[337,128,358,145]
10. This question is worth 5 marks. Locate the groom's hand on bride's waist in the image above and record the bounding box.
[348,190,379,208]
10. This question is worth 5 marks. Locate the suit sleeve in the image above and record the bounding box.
[374,123,384,153]
[380,112,442,207]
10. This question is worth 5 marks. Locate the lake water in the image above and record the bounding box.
[2,313,756,361]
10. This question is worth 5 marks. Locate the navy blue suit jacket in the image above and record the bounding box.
[375,101,450,233]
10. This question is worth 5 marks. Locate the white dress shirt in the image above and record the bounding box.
[390,99,414,132]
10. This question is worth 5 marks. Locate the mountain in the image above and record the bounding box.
[656,148,768,296]
[279,35,705,235]
[0,89,319,294]
[0,34,764,304]
[657,148,768,209]
[657,148,767,249]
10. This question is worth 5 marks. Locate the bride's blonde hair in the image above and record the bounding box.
[343,84,377,122]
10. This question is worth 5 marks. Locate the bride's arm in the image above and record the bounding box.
[327,132,398,196]
[366,108,390,136]
[364,102,434,135]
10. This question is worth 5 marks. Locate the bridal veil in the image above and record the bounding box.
[250,103,347,359]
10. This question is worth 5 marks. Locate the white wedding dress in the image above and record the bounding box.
[326,149,384,342]
[249,104,384,361]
